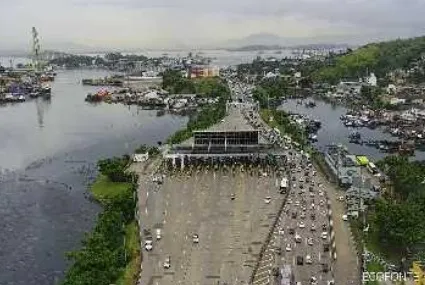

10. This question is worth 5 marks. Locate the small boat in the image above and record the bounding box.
[305,101,316,108]
[348,132,361,140]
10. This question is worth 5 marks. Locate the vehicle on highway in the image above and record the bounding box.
[295,234,302,243]
[323,243,330,252]
[192,234,199,243]
[299,222,305,228]
[342,214,348,221]
[230,193,235,200]
[156,229,162,240]
[307,237,314,246]
[286,243,292,252]
[306,255,312,264]
[296,256,304,265]
[145,240,153,251]
[321,232,328,239]
[280,177,288,193]
[163,256,171,269]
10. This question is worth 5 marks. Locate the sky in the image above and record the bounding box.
[1,0,425,51]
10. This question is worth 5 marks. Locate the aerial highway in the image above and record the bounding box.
[132,77,358,285]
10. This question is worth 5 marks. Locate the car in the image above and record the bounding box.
[310,203,315,210]
[323,243,330,252]
[230,193,235,200]
[299,222,305,228]
[192,234,199,243]
[144,240,153,251]
[322,263,329,273]
[321,232,328,240]
[279,227,285,235]
[342,214,348,221]
[156,229,162,240]
[295,234,302,243]
[307,237,314,246]
[275,247,282,255]
[293,183,297,188]
[297,256,304,265]
[311,223,316,231]
[338,196,344,201]
[302,206,307,212]
[310,192,315,198]
[300,184,304,189]
[319,191,324,196]
[310,276,318,285]
[306,255,313,264]
[300,212,306,219]
[306,177,310,183]
[311,213,316,220]
[163,256,171,269]
[327,280,335,285]
[299,177,304,183]
[264,196,272,204]
[286,243,292,252]
[292,212,297,219]
[322,224,327,231]
[289,228,295,235]
[292,176,296,181]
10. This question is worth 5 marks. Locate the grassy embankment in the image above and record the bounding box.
[61,156,140,285]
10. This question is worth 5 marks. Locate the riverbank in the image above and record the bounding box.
[61,156,140,285]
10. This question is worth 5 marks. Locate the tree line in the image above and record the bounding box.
[61,156,138,285]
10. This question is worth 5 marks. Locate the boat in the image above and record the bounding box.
[348,132,361,140]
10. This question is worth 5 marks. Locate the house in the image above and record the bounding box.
[390,97,406,105]
[366,73,377,87]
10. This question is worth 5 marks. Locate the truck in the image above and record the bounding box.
[280,177,288,194]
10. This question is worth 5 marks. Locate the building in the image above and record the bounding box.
[367,73,377,87]
[324,144,360,186]
[164,103,278,169]
[189,65,220,78]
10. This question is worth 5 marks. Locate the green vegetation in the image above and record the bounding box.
[313,36,425,84]
[134,144,160,156]
[167,101,228,144]
[260,109,307,146]
[253,78,294,108]
[366,260,385,285]
[165,71,231,144]
[367,156,425,260]
[162,70,229,96]
[62,156,140,285]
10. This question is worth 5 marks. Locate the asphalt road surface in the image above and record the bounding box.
[137,165,287,285]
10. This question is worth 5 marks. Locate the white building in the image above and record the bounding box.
[367,73,377,87]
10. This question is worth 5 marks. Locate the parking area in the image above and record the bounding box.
[137,164,287,285]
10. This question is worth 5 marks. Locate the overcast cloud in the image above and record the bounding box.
[1,0,425,50]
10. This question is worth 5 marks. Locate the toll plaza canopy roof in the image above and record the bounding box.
[356,155,369,166]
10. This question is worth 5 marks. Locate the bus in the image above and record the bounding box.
[280,178,288,194]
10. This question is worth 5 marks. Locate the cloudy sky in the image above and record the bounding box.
[1,0,425,50]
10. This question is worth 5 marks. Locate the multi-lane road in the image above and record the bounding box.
[137,165,287,285]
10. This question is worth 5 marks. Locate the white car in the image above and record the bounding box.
[321,232,328,240]
[299,222,305,229]
[311,224,316,231]
[307,237,314,246]
[279,227,285,235]
[163,256,171,269]
[311,276,318,285]
[156,229,162,240]
[192,234,199,243]
[310,203,315,210]
[287,198,292,204]
[306,255,313,264]
[295,200,300,206]
[338,196,345,201]
[286,243,292,252]
[295,234,302,243]
[145,240,153,251]
[300,212,306,219]
[264,197,272,204]
[342,214,348,221]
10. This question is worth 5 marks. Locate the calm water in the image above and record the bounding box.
[0,69,187,284]
[279,99,425,161]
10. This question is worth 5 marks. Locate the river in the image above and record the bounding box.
[279,99,425,161]
[0,69,187,285]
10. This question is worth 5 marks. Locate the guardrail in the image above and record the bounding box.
[249,171,292,284]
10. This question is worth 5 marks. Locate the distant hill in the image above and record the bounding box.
[313,35,425,84]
